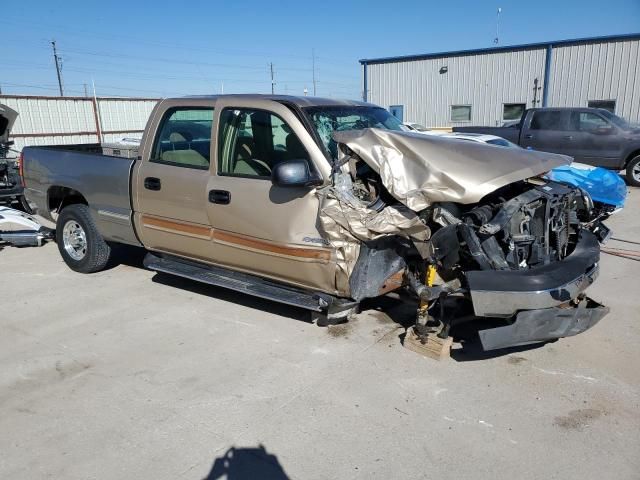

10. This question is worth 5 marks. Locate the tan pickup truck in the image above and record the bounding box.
[22,95,610,350]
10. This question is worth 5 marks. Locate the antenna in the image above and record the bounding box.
[494,7,502,45]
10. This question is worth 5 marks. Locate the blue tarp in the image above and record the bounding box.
[546,163,627,208]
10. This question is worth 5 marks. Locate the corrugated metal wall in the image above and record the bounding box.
[367,48,546,127]
[548,40,640,123]
[1,95,159,151]
[366,37,640,127]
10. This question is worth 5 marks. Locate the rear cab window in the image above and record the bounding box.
[150,107,214,169]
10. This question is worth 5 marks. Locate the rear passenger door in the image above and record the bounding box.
[133,101,220,261]
[205,98,337,294]
[521,110,574,157]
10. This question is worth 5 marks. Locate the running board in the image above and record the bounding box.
[144,253,337,312]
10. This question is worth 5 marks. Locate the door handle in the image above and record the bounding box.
[563,135,573,140]
[144,177,161,191]
[524,134,533,139]
[209,189,231,205]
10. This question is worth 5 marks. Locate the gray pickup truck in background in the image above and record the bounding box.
[21,94,611,351]
[454,107,640,186]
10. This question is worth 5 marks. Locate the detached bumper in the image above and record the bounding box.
[479,297,609,350]
[467,231,601,317]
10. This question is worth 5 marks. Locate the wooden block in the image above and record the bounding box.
[403,326,453,361]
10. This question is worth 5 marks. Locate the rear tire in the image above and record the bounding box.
[625,155,640,187]
[56,204,111,273]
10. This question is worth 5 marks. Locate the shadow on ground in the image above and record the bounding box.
[105,244,311,322]
[364,295,551,361]
[104,245,552,359]
[203,445,290,480]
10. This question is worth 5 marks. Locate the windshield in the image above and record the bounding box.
[599,110,630,129]
[304,106,404,159]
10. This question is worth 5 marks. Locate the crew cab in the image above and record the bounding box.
[453,107,640,186]
[22,95,610,351]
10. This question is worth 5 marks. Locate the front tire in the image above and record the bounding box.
[56,204,111,273]
[625,155,640,187]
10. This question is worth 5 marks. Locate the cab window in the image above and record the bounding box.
[570,112,611,132]
[530,111,566,130]
[218,108,310,178]
[151,107,214,169]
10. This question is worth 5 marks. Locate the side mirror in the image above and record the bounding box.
[271,160,322,188]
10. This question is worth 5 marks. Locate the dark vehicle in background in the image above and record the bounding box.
[0,104,29,211]
[454,107,640,186]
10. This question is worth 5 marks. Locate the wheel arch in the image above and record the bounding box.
[47,185,88,215]
[624,149,640,169]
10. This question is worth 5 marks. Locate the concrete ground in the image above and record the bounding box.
[1,190,639,480]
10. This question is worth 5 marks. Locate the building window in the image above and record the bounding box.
[588,100,616,113]
[503,103,526,121]
[451,105,471,122]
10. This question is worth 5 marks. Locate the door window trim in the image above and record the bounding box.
[217,106,312,180]
[149,106,214,170]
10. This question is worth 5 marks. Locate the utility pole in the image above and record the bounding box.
[312,48,317,96]
[84,83,88,97]
[494,7,502,45]
[270,62,275,94]
[51,40,64,96]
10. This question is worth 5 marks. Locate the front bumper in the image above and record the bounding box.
[466,231,601,318]
[478,296,609,350]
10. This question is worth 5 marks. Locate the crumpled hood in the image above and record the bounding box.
[333,128,572,210]
[0,104,18,144]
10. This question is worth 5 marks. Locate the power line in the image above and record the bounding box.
[3,16,318,61]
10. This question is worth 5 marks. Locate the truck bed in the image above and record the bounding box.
[22,144,140,246]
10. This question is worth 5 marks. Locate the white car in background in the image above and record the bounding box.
[402,122,442,134]
[438,131,519,146]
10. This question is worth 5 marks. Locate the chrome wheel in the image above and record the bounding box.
[62,220,87,261]
[633,163,640,182]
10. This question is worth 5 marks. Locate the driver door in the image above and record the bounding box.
[205,98,338,294]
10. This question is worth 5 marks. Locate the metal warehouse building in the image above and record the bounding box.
[360,33,640,127]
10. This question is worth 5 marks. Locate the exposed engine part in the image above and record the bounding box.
[406,272,462,303]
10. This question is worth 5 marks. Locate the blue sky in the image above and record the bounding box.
[3,0,639,99]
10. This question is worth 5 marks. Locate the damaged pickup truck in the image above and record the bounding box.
[22,95,610,350]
